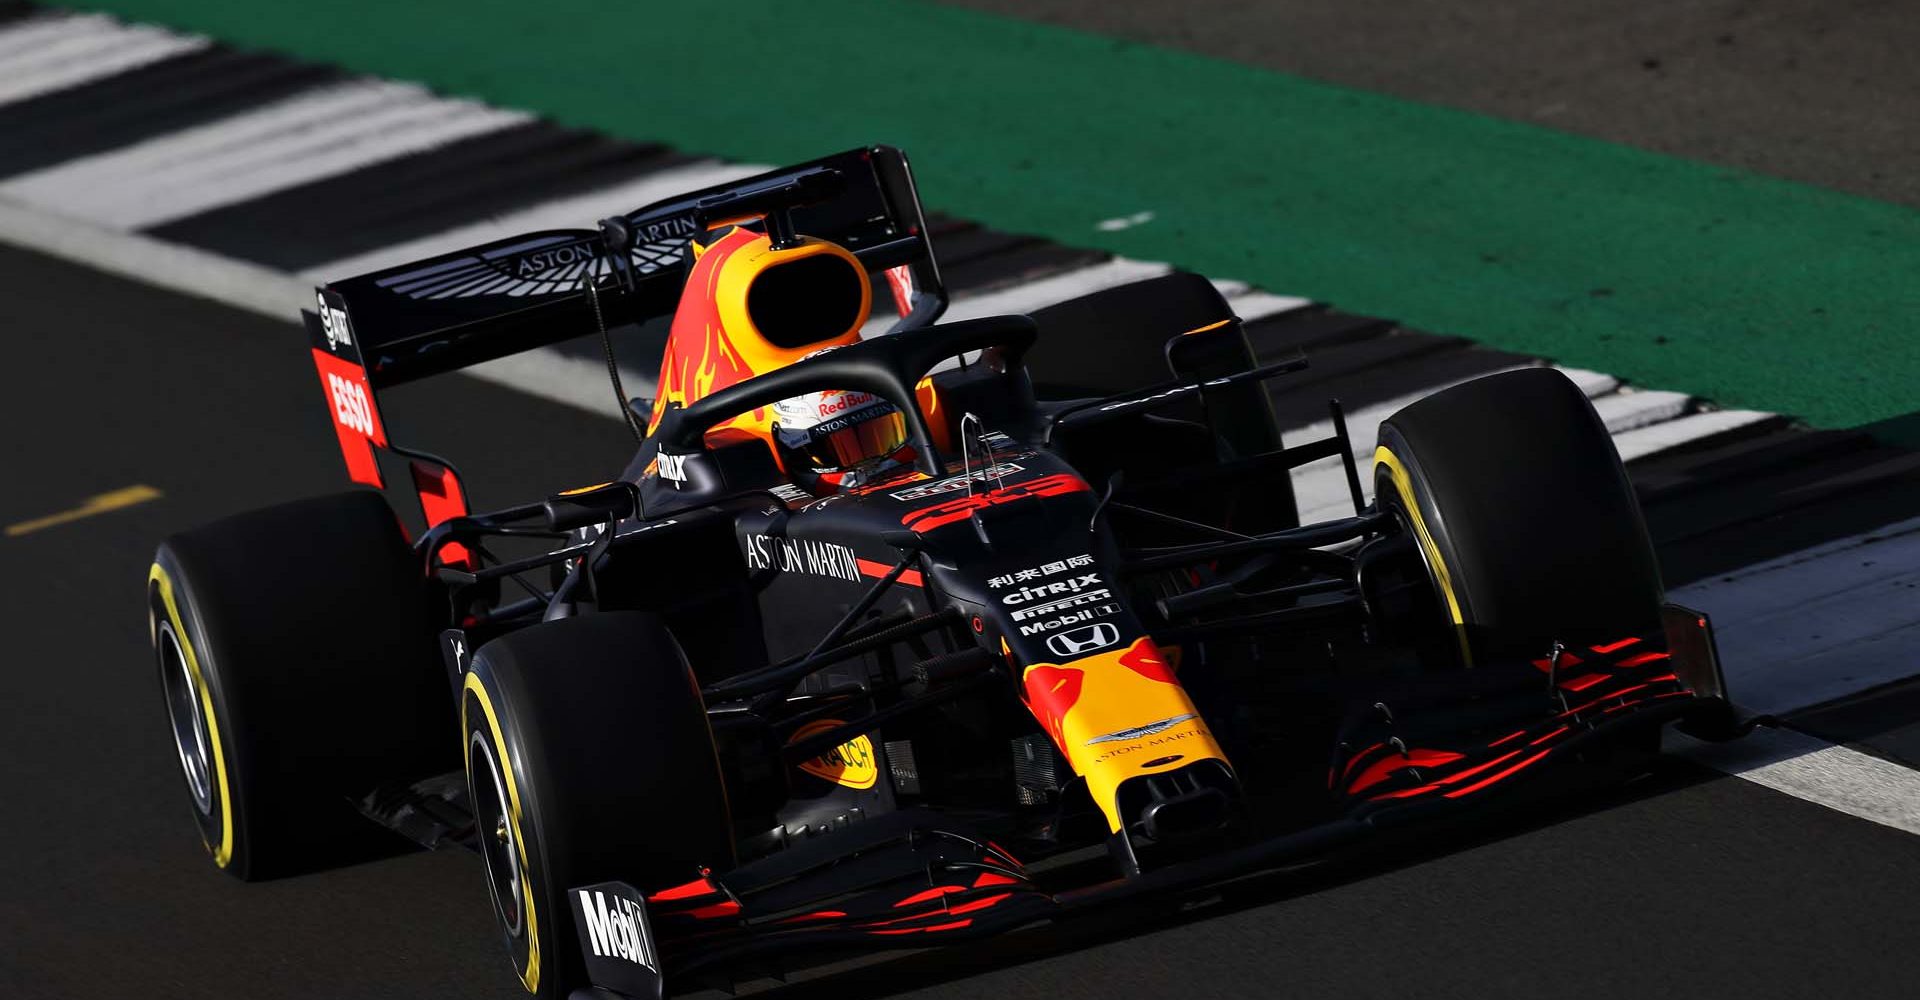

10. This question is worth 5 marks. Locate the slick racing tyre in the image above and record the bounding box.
[1374,368,1665,666]
[462,612,734,998]
[148,490,454,880]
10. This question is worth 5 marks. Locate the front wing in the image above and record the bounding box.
[568,604,1748,998]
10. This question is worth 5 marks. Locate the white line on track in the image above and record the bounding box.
[465,349,657,413]
[0,13,210,108]
[1612,408,1774,462]
[0,195,309,317]
[1667,728,1920,837]
[0,80,531,229]
[1221,289,1316,322]
[1208,279,1315,322]
[938,257,1173,322]
[1592,386,1693,433]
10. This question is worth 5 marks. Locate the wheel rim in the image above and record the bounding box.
[1376,485,1467,668]
[469,731,525,938]
[157,619,214,815]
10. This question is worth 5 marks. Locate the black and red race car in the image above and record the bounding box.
[146,146,1749,999]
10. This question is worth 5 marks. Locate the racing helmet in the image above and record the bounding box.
[770,381,910,490]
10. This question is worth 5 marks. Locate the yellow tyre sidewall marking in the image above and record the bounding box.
[148,563,235,869]
[1373,446,1474,665]
[463,670,541,993]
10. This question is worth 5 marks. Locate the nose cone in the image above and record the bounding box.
[1017,637,1232,837]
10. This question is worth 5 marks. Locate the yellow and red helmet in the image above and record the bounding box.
[647,223,874,451]
[646,222,964,489]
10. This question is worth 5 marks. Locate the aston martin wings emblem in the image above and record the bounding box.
[1085,713,1197,746]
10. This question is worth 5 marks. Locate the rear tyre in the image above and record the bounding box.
[1374,368,1664,665]
[1024,271,1232,398]
[148,490,454,880]
[463,612,733,998]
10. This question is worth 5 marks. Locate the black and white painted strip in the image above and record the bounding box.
[146,125,695,271]
[0,45,344,178]
[4,7,1920,825]
[0,78,531,228]
[0,8,206,106]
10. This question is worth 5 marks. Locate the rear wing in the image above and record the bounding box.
[307,145,943,390]
[299,146,945,534]
[303,144,940,491]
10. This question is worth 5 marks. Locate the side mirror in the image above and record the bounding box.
[543,482,639,531]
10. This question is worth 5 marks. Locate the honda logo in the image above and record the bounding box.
[1046,623,1120,658]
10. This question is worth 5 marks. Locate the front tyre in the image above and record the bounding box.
[1374,368,1665,665]
[463,612,733,997]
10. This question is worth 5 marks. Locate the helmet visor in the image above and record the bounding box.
[772,390,908,473]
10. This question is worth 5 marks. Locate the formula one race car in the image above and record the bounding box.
[146,147,1747,999]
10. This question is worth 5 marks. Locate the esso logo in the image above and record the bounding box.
[327,372,375,437]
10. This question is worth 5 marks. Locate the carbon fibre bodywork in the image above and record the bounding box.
[276,147,1748,997]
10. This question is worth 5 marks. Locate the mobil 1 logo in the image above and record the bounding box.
[570,881,662,997]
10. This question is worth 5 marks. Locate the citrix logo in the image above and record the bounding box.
[1001,573,1101,606]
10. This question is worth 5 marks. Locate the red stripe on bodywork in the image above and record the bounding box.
[1528,725,1570,746]
[945,893,1014,916]
[856,557,924,587]
[893,885,964,908]
[900,473,1089,532]
[1443,750,1553,797]
[410,460,472,569]
[1617,650,1673,668]
[1560,683,1652,718]
[1348,749,1467,794]
[683,900,742,920]
[650,877,720,902]
[1531,651,1585,672]
[777,910,848,924]
[1591,637,1641,654]
[1341,742,1386,781]
[1370,750,1522,801]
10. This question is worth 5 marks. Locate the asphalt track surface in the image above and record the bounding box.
[945,0,1920,209]
[7,242,1920,999]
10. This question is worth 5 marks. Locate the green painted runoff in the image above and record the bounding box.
[71,0,1920,427]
